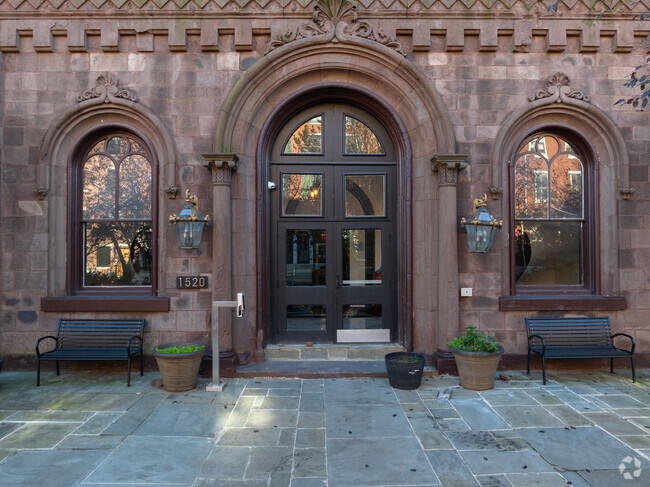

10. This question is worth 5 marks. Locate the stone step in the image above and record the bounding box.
[264,343,405,361]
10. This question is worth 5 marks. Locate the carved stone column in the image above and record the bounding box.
[431,154,467,374]
[203,153,239,370]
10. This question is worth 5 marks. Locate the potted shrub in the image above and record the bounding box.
[153,342,206,392]
[385,352,425,390]
[447,326,503,391]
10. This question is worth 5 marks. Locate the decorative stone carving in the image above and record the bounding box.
[33,188,48,200]
[619,187,635,200]
[76,73,137,104]
[528,72,590,104]
[268,0,405,57]
[488,186,503,200]
[203,153,239,186]
[431,154,468,187]
[164,186,180,199]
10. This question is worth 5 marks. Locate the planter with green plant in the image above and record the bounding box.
[153,342,206,392]
[447,325,503,391]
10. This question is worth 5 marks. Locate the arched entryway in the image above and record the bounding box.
[269,103,397,344]
[208,31,458,361]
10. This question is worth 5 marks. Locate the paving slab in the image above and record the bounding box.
[0,449,108,487]
[582,411,648,436]
[460,449,553,474]
[507,472,571,486]
[451,399,509,430]
[326,404,413,439]
[578,468,649,487]
[199,446,251,479]
[327,437,438,486]
[519,426,650,470]
[426,449,478,486]
[0,422,81,449]
[324,379,397,406]
[133,401,228,436]
[492,405,565,428]
[86,435,212,484]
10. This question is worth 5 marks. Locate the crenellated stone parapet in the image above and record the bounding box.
[1,0,649,13]
[0,11,644,55]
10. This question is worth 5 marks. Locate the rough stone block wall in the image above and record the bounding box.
[0,3,648,360]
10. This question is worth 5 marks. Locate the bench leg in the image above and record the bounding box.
[140,351,144,376]
[526,350,531,375]
[631,356,635,383]
[610,357,614,374]
[37,359,41,386]
[56,361,60,376]
[541,356,547,385]
[127,356,132,387]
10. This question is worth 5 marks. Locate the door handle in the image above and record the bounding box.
[336,275,341,289]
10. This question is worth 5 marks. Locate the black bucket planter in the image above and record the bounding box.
[385,352,425,390]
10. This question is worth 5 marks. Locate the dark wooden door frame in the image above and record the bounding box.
[255,85,414,351]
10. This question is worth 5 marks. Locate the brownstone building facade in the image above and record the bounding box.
[1,0,648,371]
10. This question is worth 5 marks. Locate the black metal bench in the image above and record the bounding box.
[526,317,635,385]
[36,319,145,386]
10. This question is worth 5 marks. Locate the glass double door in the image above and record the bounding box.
[271,165,396,343]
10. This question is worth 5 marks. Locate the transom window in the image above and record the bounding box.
[512,133,592,291]
[75,133,154,291]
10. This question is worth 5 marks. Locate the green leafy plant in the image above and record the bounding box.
[155,344,205,354]
[447,325,499,353]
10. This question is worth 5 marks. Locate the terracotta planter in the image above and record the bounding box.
[153,342,206,392]
[385,352,425,390]
[450,346,503,391]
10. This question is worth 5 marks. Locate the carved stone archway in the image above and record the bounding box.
[37,73,177,297]
[210,0,458,361]
[490,72,631,297]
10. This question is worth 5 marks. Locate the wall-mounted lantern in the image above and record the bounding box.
[169,189,210,249]
[460,193,503,253]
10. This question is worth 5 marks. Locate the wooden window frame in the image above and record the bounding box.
[68,129,159,298]
[508,130,597,297]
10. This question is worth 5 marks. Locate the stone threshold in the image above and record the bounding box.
[265,343,404,361]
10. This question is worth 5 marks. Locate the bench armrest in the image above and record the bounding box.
[127,335,143,355]
[528,334,546,354]
[611,333,635,354]
[35,336,58,358]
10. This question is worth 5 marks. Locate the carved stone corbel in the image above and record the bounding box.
[488,186,503,200]
[33,188,48,200]
[164,186,180,199]
[203,153,239,186]
[619,187,635,200]
[431,154,468,187]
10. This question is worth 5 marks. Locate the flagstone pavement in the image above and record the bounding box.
[0,369,649,487]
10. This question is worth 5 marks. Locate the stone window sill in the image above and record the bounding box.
[41,296,170,312]
[498,295,626,311]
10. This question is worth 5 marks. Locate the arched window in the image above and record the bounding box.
[511,133,595,293]
[72,132,155,293]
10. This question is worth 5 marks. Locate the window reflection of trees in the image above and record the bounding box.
[513,135,585,287]
[283,116,322,154]
[282,174,322,216]
[81,135,153,287]
[344,116,383,154]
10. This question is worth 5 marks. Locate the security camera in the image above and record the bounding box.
[267,181,276,190]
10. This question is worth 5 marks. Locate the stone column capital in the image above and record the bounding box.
[431,154,468,187]
[203,153,239,186]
